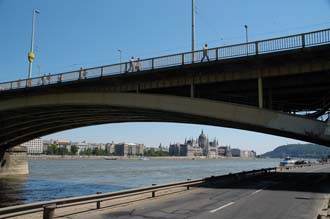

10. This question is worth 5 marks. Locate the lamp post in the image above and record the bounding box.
[28,9,40,79]
[118,49,122,73]
[244,25,248,56]
[192,0,195,63]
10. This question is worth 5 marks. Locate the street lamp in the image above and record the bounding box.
[118,49,122,73]
[192,0,195,63]
[244,25,248,55]
[28,9,40,79]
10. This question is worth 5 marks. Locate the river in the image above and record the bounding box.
[0,158,280,207]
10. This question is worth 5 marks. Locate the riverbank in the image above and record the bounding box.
[3,164,329,219]
[28,154,258,160]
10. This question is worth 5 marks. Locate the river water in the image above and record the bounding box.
[0,158,280,207]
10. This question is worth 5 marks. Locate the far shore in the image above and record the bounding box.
[27,154,260,161]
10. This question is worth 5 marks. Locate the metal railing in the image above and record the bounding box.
[0,168,276,219]
[0,28,329,93]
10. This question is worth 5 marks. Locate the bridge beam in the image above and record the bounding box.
[0,92,330,148]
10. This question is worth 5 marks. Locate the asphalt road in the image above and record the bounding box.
[69,164,330,219]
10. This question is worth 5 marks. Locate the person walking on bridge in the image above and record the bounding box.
[135,58,141,72]
[201,43,210,62]
[127,57,134,72]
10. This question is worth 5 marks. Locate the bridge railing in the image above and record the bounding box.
[0,28,330,92]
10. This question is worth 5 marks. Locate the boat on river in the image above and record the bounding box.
[279,157,297,166]
[104,157,118,160]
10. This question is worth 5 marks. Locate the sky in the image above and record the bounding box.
[1,0,330,154]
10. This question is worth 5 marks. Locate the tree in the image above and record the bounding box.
[70,145,79,155]
[47,144,58,155]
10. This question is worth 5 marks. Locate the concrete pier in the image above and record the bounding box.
[0,146,29,177]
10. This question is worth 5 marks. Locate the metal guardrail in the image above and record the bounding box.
[0,167,276,219]
[0,28,329,93]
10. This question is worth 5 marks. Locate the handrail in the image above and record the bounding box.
[0,28,329,92]
[0,168,276,218]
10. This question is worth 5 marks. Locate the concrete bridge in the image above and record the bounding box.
[1,28,330,168]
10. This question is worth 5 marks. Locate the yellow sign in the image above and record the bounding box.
[28,52,35,63]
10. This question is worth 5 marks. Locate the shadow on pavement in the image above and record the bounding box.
[197,172,330,194]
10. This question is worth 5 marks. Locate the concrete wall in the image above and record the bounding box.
[0,146,29,177]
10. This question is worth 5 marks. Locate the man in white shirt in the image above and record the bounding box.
[201,44,210,62]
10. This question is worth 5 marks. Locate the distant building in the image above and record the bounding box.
[22,138,43,154]
[72,141,90,153]
[240,150,256,158]
[169,131,219,157]
[55,139,71,150]
[106,142,115,154]
[169,143,180,156]
[218,146,232,157]
[155,144,169,153]
[231,148,241,157]
[180,144,188,156]
[115,143,144,156]
[135,144,145,155]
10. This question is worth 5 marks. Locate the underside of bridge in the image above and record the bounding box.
[1,43,330,149]
[0,92,330,150]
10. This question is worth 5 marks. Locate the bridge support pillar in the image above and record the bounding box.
[190,83,194,98]
[0,146,29,177]
[268,88,273,110]
[258,77,263,108]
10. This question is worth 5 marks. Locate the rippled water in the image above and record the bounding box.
[0,158,280,207]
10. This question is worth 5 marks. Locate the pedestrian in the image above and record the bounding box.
[83,69,87,79]
[201,43,210,62]
[127,57,134,72]
[47,73,51,84]
[57,74,62,83]
[42,74,46,85]
[135,58,141,72]
[27,79,32,87]
[79,67,83,79]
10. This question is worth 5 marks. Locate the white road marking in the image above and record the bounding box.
[251,189,263,195]
[210,202,235,213]
[306,166,330,173]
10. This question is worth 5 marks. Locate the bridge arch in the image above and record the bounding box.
[0,92,329,149]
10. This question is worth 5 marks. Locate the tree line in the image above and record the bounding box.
[46,144,113,156]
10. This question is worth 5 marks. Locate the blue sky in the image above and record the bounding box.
[1,0,330,153]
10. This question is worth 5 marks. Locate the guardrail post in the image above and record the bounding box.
[96,192,102,209]
[101,67,104,77]
[182,53,185,65]
[152,184,156,197]
[43,204,56,219]
[187,179,191,190]
[302,34,305,48]
[216,48,219,60]
[152,58,155,70]
[255,41,259,55]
